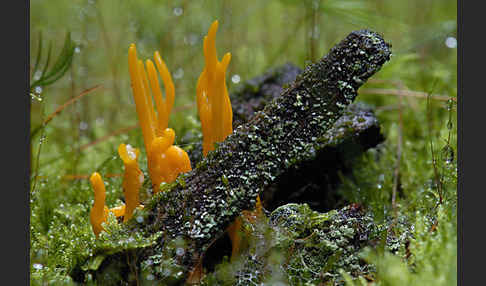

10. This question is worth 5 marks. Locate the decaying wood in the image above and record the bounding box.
[75,29,391,284]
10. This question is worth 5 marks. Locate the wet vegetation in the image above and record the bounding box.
[30,0,456,285]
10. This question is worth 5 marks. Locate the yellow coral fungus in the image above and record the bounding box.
[118,143,144,222]
[89,172,108,237]
[148,128,192,191]
[128,45,156,153]
[128,44,191,192]
[109,204,126,218]
[89,172,125,237]
[196,20,233,156]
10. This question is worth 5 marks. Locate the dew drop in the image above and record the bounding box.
[79,121,88,130]
[442,145,454,164]
[447,121,453,130]
[126,144,136,160]
[176,247,185,256]
[189,34,198,46]
[378,174,385,182]
[31,92,42,102]
[445,37,457,49]
[174,68,184,79]
[33,71,42,81]
[173,7,183,16]
[231,74,241,84]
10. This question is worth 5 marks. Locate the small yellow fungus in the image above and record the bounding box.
[118,143,144,222]
[128,44,191,192]
[109,204,126,218]
[148,128,192,191]
[128,44,156,153]
[196,20,233,156]
[226,217,243,260]
[89,172,108,237]
[89,172,125,237]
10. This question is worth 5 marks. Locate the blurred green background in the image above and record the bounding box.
[30,0,456,175]
[30,0,457,284]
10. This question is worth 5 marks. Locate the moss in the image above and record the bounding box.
[204,203,406,285]
[270,204,377,285]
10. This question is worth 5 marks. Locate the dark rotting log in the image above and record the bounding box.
[77,29,391,284]
[231,63,303,128]
[262,102,385,212]
[222,63,385,213]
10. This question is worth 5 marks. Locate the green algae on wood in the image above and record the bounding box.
[76,29,391,283]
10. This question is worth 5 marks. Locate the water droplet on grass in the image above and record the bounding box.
[176,247,185,256]
[173,7,183,16]
[231,74,241,84]
[79,121,88,130]
[445,37,457,49]
[442,145,454,164]
[189,34,198,46]
[31,92,42,102]
[33,71,42,81]
[447,121,453,130]
[174,68,184,79]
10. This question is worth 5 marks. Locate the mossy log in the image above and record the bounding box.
[190,62,385,213]
[76,30,391,284]
[231,63,304,128]
[263,102,384,212]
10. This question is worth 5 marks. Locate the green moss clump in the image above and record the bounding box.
[203,203,406,285]
[269,204,377,285]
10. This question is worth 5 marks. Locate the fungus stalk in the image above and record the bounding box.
[118,143,144,222]
[196,20,233,156]
[89,172,125,237]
